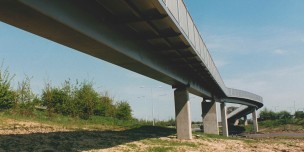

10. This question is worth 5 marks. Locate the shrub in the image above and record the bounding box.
[259,108,277,120]
[15,76,35,103]
[74,82,99,119]
[277,111,292,119]
[115,101,132,120]
[94,95,116,117]
[295,111,304,119]
[0,66,15,110]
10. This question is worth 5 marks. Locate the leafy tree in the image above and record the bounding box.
[115,101,132,120]
[0,66,15,110]
[259,108,278,120]
[74,82,99,119]
[295,111,304,119]
[16,75,35,103]
[94,93,116,117]
[277,111,292,119]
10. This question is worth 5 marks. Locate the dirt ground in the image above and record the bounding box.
[0,119,303,152]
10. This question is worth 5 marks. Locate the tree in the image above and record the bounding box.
[277,111,292,119]
[94,93,116,117]
[74,82,99,119]
[115,101,132,120]
[295,111,304,119]
[259,108,277,120]
[16,76,35,103]
[0,66,15,110]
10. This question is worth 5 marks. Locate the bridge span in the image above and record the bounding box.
[0,0,263,139]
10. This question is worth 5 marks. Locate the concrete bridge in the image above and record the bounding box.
[0,0,263,139]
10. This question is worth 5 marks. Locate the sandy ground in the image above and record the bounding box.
[0,119,303,152]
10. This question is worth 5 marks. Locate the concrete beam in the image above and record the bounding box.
[174,87,192,140]
[221,103,229,137]
[252,109,258,133]
[201,99,219,135]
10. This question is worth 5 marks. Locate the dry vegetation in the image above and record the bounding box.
[0,117,303,152]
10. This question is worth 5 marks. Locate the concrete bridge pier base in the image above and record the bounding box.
[234,119,239,126]
[201,99,219,134]
[252,109,258,133]
[174,87,192,140]
[221,103,229,137]
[244,116,248,126]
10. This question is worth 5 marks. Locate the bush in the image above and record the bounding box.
[277,111,292,119]
[115,101,132,120]
[295,111,304,119]
[15,76,35,103]
[74,82,99,119]
[94,95,116,117]
[0,64,135,121]
[0,66,15,110]
[259,108,277,120]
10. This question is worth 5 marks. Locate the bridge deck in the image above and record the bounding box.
[0,0,263,109]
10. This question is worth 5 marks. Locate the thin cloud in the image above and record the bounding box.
[273,49,287,55]
[225,64,304,112]
[203,28,304,55]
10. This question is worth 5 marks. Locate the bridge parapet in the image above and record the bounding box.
[226,88,263,103]
[161,0,225,94]
[160,0,263,105]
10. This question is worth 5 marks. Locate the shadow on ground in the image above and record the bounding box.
[0,126,176,151]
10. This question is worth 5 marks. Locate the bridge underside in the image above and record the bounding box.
[0,0,263,139]
[0,0,226,98]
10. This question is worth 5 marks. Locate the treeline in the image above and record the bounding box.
[259,108,304,121]
[0,66,132,120]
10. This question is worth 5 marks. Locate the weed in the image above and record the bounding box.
[126,143,137,148]
[147,146,175,152]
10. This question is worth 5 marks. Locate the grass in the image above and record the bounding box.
[147,146,175,152]
[0,110,146,130]
[144,138,197,147]
[259,119,304,128]
[193,132,235,140]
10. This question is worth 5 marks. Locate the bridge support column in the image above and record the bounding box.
[252,109,258,133]
[234,119,239,126]
[221,103,228,137]
[174,87,192,140]
[244,116,248,126]
[201,99,219,134]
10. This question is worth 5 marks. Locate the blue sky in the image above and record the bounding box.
[1,0,304,121]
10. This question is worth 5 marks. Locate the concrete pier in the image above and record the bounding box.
[221,103,228,137]
[201,99,219,134]
[252,108,258,133]
[244,116,248,126]
[174,87,192,140]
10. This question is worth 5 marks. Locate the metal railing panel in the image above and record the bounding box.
[166,0,179,22]
[187,12,195,47]
[178,0,188,36]
[194,27,200,52]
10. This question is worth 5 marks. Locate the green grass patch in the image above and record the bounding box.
[126,143,137,148]
[147,146,175,152]
[144,138,197,148]
[0,110,147,130]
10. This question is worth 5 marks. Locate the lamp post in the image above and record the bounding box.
[137,96,147,122]
[140,85,162,126]
[157,93,167,121]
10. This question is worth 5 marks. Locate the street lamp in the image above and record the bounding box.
[140,85,162,126]
[137,96,147,122]
[157,93,167,121]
